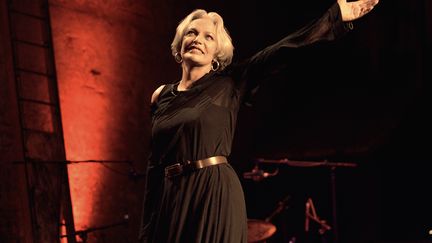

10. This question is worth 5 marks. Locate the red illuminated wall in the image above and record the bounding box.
[49,1,177,241]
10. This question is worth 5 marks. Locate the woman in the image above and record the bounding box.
[139,0,379,242]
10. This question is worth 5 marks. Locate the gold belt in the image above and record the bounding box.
[165,156,228,178]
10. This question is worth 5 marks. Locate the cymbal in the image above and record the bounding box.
[247,219,277,243]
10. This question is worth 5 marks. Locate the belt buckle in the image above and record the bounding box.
[165,163,183,178]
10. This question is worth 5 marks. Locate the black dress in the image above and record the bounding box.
[139,3,351,243]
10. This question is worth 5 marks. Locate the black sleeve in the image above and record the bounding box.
[231,3,352,103]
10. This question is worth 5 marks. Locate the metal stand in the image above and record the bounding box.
[255,158,358,243]
[60,219,128,243]
[14,159,133,242]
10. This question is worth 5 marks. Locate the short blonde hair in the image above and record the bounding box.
[171,9,234,70]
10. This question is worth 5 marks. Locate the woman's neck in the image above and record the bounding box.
[178,64,211,91]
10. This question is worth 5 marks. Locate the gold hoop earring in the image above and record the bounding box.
[174,52,182,63]
[211,59,220,71]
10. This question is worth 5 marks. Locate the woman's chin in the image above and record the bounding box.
[183,57,211,67]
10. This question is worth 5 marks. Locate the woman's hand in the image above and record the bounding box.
[338,0,379,22]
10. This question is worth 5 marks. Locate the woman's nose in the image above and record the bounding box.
[192,35,202,44]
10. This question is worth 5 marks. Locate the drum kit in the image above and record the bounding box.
[245,158,357,243]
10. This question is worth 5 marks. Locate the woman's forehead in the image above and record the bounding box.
[188,17,215,31]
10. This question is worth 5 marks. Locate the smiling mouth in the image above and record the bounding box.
[186,46,204,54]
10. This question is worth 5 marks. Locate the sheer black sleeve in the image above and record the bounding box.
[229,3,353,103]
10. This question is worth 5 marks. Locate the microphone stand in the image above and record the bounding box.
[60,218,128,243]
[13,159,136,243]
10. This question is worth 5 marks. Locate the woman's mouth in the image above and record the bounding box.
[187,46,204,54]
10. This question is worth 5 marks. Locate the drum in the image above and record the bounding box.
[247,219,277,243]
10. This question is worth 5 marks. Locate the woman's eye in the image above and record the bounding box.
[186,30,196,36]
[206,35,214,40]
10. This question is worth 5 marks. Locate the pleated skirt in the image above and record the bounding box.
[151,163,248,243]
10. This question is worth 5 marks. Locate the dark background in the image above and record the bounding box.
[165,0,431,242]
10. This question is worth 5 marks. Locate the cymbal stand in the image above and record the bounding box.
[265,195,291,222]
[305,197,331,235]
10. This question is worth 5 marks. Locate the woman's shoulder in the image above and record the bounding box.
[151,84,167,104]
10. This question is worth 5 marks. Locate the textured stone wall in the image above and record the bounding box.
[49,0,178,241]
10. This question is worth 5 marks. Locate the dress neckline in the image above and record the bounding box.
[171,71,214,96]
[170,82,183,96]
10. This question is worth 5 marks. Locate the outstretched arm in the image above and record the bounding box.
[232,0,380,103]
[249,0,380,55]
[338,0,379,22]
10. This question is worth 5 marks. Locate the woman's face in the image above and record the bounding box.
[181,17,217,68]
